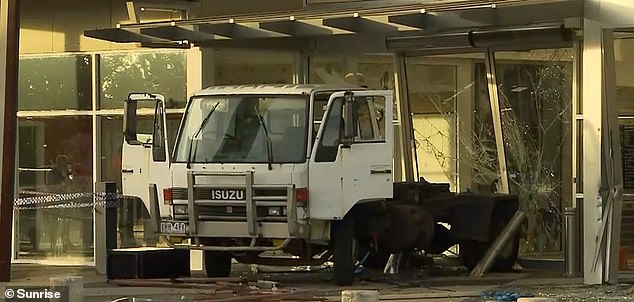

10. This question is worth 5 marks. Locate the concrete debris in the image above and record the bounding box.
[109,278,327,301]
[510,284,634,301]
[255,280,279,290]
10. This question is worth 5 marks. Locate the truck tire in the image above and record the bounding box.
[204,251,232,277]
[332,217,356,286]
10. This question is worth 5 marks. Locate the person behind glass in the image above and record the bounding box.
[46,154,74,254]
[49,155,72,189]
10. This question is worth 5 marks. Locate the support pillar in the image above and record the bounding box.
[483,48,509,194]
[0,0,19,283]
[582,18,604,285]
[394,54,415,182]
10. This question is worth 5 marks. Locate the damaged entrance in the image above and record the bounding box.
[388,26,575,259]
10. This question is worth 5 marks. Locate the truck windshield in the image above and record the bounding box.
[174,95,309,164]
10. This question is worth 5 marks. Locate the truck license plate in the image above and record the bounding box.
[160,221,188,235]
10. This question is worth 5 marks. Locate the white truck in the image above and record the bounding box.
[121,85,520,285]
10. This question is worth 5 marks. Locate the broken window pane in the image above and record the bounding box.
[494,48,574,255]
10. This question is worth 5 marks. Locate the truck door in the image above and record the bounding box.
[122,93,170,214]
[309,90,394,220]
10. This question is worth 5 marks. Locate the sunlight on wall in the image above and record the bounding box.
[413,115,456,190]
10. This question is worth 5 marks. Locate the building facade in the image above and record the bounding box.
[9,0,634,284]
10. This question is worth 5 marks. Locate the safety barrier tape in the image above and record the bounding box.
[13,192,124,210]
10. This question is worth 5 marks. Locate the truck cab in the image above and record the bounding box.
[123,85,395,285]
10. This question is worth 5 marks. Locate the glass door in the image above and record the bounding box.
[15,116,94,264]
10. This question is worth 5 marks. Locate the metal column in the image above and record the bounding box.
[0,0,19,282]
[394,53,415,182]
[483,48,509,194]
[571,39,584,276]
[565,207,580,276]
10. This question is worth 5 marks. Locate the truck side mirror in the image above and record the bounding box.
[342,90,356,145]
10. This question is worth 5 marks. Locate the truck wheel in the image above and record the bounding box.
[204,251,232,277]
[332,217,356,286]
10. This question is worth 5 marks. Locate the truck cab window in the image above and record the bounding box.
[356,96,386,142]
[356,100,374,140]
[152,102,166,162]
[372,96,387,139]
[315,99,343,162]
[314,95,386,162]
[174,95,309,164]
[312,91,335,148]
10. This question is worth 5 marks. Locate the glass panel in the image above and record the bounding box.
[616,38,634,271]
[409,62,457,188]
[356,98,375,140]
[100,51,187,109]
[213,49,295,85]
[16,116,93,262]
[620,119,634,192]
[152,104,167,162]
[616,38,634,116]
[404,54,487,192]
[18,55,92,111]
[494,48,574,255]
[310,54,394,90]
[316,98,343,163]
[369,96,387,140]
[616,38,634,193]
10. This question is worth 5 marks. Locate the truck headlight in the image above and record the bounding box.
[268,207,282,216]
[173,205,188,215]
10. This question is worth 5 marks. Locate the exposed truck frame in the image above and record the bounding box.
[121,85,519,285]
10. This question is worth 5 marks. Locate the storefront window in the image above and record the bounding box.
[615,38,634,271]
[18,55,92,111]
[16,116,93,262]
[15,49,189,261]
[404,54,489,193]
[213,49,295,85]
[100,51,187,109]
[404,60,458,188]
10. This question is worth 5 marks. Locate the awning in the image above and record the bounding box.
[84,0,583,49]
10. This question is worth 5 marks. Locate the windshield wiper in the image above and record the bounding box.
[187,102,220,169]
[253,105,273,170]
